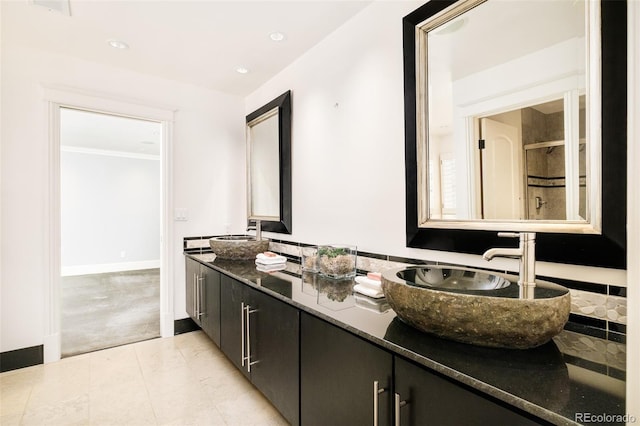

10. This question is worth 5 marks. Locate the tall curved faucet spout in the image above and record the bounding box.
[482,247,522,261]
[482,232,537,299]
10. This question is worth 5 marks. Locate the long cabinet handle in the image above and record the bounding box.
[246,306,259,372]
[193,273,198,318]
[240,302,259,373]
[373,380,386,426]
[197,276,204,319]
[394,393,407,426]
[241,302,246,367]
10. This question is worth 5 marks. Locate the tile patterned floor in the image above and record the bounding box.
[0,331,289,425]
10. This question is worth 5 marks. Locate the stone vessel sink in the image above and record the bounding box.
[381,266,570,349]
[209,235,269,260]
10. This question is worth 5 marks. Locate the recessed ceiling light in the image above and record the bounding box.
[434,18,466,36]
[31,0,71,16]
[107,39,129,49]
[269,32,286,42]
[236,66,249,74]
[140,141,155,145]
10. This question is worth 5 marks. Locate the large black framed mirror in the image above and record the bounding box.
[403,0,626,268]
[246,90,292,234]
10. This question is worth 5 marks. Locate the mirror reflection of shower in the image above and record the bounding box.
[525,141,567,220]
[521,95,587,221]
[477,95,586,221]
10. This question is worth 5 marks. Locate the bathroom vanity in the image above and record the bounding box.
[184,253,625,425]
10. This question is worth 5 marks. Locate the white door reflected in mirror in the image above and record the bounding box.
[479,117,521,220]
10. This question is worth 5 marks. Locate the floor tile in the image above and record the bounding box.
[25,357,91,409]
[214,388,289,425]
[158,405,226,426]
[89,345,144,389]
[0,412,23,426]
[135,337,187,377]
[0,331,290,425]
[0,367,38,417]
[89,378,156,425]
[21,394,89,426]
[200,366,256,405]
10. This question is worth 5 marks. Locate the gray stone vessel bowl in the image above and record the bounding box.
[209,235,270,260]
[381,266,571,350]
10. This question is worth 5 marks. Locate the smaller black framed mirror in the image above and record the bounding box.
[246,90,292,234]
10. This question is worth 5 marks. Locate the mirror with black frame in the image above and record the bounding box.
[246,90,292,234]
[403,0,626,268]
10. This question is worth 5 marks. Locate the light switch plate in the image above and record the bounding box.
[174,208,188,221]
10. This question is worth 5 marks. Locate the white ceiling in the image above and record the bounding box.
[2,0,372,96]
[427,0,585,81]
[427,0,586,135]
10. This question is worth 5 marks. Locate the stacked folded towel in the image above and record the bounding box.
[354,294,390,313]
[255,251,287,273]
[256,263,286,273]
[353,272,384,299]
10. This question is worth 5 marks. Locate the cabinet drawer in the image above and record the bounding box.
[394,357,541,426]
[301,312,393,426]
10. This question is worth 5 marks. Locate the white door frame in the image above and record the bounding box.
[43,86,175,362]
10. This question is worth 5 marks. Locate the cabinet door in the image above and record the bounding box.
[394,357,541,426]
[301,312,393,426]
[185,258,200,325]
[200,266,221,346]
[248,288,300,426]
[220,275,249,378]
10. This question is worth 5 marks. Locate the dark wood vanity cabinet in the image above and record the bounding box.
[394,357,541,426]
[219,275,245,372]
[201,266,221,345]
[301,312,542,426]
[220,275,300,425]
[186,257,548,426]
[185,257,200,324]
[185,258,221,346]
[301,312,393,426]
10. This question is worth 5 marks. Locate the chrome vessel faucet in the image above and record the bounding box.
[254,219,262,241]
[247,219,262,241]
[482,232,536,299]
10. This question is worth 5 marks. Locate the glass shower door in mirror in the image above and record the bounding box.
[524,142,587,220]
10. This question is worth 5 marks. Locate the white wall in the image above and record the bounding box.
[245,0,626,286]
[246,0,637,415]
[60,150,160,271]
[247,0,422,254]
[626,0,639,420]
[0,43,246,353]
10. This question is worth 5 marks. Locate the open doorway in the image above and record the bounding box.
[59,107,162,357]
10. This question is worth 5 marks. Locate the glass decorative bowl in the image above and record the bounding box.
[301,246,319,273]
[317,245,357,279]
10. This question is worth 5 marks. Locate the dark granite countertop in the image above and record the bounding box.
[186,253,626,426]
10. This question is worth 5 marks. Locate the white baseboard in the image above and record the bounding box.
[61,260,161,277]
[43,332,61,364]
[161,312,175,338]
